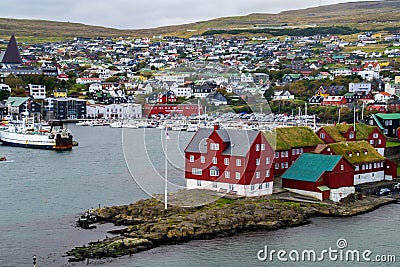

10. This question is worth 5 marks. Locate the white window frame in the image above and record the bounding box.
[210,169,219,176]
[235,172,241,179]
[212,157,217,164]
[224,158,229,165]
[192,168,202,175]
[256,158,260,165]
[201,156,205,163]
[256,171,260,179]
[189,155,195,162]
[256,144,260,151]
[225,171,230,178]
[266,157,270,164]
[236,159,241,166]
[261,144,265,151]
[210,143,219,150]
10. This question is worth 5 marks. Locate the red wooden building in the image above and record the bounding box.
[317,123,387,155]
[144,103,203,117]
[315,141,391,185]
[184,124,274,196]
[263,126,324,176]
[322,95,347,107]
[282,153,355,202]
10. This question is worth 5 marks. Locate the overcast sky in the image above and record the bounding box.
[0,0,378,29]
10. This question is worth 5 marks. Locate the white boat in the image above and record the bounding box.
[0,117,74,150]
[186,124,199,132]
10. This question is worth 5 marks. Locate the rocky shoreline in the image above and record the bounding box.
[66,190,396,262]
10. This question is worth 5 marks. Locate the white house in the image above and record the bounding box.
[374,92,393,103]
[89,83,103,93]
[171,87,192,98]
[0,83,11,92]
[332,68,352,76]
[349,83,372,94]
[273,90,294,100]
[29,84,46,99]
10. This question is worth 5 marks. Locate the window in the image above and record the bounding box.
[197,180,202,186]
[192,168,202,175]
[256,171,260,179]
[355,165,359,171]
[378,139,381,145]
[256,158,260,165]
[266,157,270,164]
[212,157,217,164]
[286,151,289,157]
[189,155,194,162]
[210,169,219,176]
[235,172,241,179]
[259,184,263,190]
[340,164,344,171]
[201,156,205,163]
[300,148,303,154]
[281,151,285,158]
[229,184,235,191]
[265,182,269,189]
[210,143,219,150]
[281,163,285,169]
[256,144,260,151]
[292,149,296,155]
[370,140,374,145]
[224,158,229,165]
[275,152,279,158]
[225,171,230,178]
[212,182,218,188]
[275,163,279,170]
[251,184,255,191]
[285,162,289,168]
[320,133,325,139]
[236,159,241,166]
[373,133,378,138]
[261,144,265,151]
[266,170,270,177]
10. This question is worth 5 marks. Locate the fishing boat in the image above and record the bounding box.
[0,117,74,150]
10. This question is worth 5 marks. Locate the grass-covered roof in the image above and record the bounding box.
[320,123,383,142]
[263,126,324,151]
[327,141,385,165]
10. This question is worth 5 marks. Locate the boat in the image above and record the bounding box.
[0,156,6,161]
[0,117,74,150]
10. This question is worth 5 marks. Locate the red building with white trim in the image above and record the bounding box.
[144,103,203,117]
[184,124,274,196]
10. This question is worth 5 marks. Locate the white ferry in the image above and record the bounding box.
[0,117,74,150]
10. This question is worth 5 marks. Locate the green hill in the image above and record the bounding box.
[0,0,399,41]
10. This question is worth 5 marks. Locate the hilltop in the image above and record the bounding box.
[0,0,399,41]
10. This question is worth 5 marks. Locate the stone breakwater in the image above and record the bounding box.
[66,191,395,262]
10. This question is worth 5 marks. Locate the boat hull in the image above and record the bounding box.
[0,132,73,150]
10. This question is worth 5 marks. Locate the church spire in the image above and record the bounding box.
[2,33,22,64]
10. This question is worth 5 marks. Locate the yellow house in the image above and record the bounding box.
[315,86,330,97]
[54,88,68,98]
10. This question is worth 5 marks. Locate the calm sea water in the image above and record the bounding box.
[0,125,398,267]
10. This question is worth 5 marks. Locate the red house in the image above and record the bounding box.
[282,153,355,202]
[184,124,274,196]
[322,96,347,106]
[317,123,386,155]
[263,127,324,176]
[157,91,177,104]
[316,141,391,185]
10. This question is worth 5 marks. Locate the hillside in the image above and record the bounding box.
[0,0,399,41]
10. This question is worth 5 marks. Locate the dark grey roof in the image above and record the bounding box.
[184,128,213,154]
[221,129,259,156]
[184,127,259,157]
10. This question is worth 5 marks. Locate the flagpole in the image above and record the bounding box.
[165,127,168,210]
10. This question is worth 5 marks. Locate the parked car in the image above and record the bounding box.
[391,182,400,192]
[376,188,391,196]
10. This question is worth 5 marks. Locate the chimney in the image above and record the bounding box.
[213,123,219,131]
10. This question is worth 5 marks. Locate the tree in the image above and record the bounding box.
[0,90,10,101]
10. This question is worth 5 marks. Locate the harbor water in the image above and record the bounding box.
[0,125,398,266]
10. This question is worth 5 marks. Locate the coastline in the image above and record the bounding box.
[65,190,397,262]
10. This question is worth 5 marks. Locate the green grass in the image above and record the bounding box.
[386,141,400,148]
[398,166,400,177]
